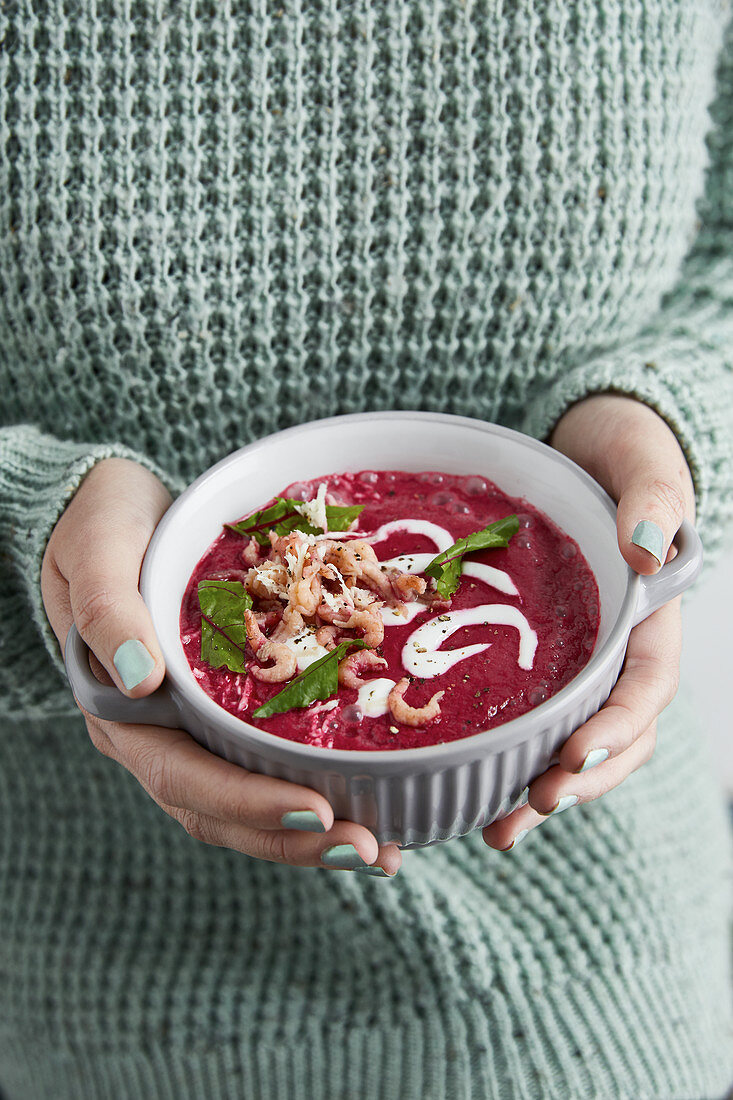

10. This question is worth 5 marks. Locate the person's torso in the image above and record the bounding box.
[0,0,726,483]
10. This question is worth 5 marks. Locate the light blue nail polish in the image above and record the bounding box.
[113,639,155,690]
[321,844,370,870]
[631,520,665,565]
[506,829,529,851]
[281,810,326,833]
[579,748,610,772]
[549,794,579,816]
[353,866,393,878]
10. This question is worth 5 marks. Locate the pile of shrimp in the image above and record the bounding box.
[210,528,445,726]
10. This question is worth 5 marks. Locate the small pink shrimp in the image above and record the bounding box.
[387,678,444,726]
[335,608,385,648]
[311,538,337,563]
[302,558,323,579]
[316,598,352,625]
[343,539,379,563]
[391,573,427,602]
[325,541,394,602]
[315,625,340,650]
[245,609,270,650]
[290,572,322,616]
[244,609,297,683]
[357,560,395,602]
[337,649,388,688]
[272,606,305,642]
[324,540,377,577]
[241,539,261,566]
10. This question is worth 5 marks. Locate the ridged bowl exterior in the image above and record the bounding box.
[166,650,625,847]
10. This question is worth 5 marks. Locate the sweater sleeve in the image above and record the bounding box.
[518,21,733,566]
[0,425,186,693]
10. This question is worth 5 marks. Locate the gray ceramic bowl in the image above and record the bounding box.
[64,412,703,847]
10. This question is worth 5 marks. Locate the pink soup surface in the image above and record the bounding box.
[179,470,600,750]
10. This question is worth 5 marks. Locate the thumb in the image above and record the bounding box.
[614,448,696,577]
[63,470,170,698]
[549,394,697,577]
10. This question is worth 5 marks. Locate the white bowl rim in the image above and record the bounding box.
[141,411,638,765]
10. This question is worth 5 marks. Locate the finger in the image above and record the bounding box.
[58,463,171,697]
[484,725,657,850]
[68,554,164,697]
[157,805,402,874]
[529,723,657,817]
[549,395,695,573]
[157,805,402,871]
[608,418,695,577]
[102,718,337,833]
[482,802,548,851]
[617,467,691,575]
[557,598,680,774]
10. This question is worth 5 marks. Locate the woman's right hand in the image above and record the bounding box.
[40,457,401,877]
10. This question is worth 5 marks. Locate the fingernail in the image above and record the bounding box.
[321,844,370,870]
[281,810,326,833]
[113,639,156,690]
[353,866,393,878]
[631,520,664,566]
[578,747,610,773]
[547,794,579,816]
[502,828,529,851]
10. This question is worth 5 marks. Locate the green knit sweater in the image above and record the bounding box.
[1,1,733,1097]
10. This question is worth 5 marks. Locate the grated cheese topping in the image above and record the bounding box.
[293,481,329,533]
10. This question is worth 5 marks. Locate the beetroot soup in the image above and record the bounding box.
[179,471,600,750]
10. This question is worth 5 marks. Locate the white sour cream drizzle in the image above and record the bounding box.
[356,678,397,717]
[379,601,426,627]
[366,519,455,553]
[280,628,330,673]
[403,605,538,679]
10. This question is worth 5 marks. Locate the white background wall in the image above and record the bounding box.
[680,547,733,794]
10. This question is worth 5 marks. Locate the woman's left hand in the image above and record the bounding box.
[483,394,696,851]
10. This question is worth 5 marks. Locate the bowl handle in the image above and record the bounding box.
[632,518,704,628]
[64,623,181,728]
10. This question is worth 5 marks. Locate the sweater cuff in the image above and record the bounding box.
[0,426,186,679]
[518,336,733,565]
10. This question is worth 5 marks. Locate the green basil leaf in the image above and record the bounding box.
[226,498,363,545]
[424,514,519,599]
[253,638,370,719]
[429,556,463,601]
[289,503,364,538]
[225,498,300,545]
[322,504,364,532]
[198,579,253,673]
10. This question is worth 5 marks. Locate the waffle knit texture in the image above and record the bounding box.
[1,1,733,1097]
